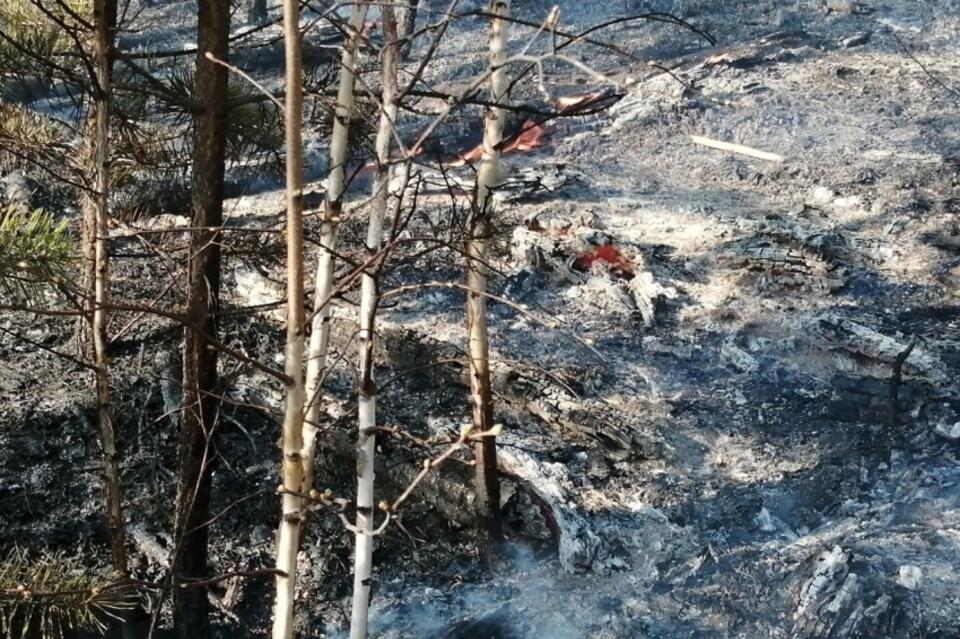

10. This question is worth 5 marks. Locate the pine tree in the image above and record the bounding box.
[171,1,230,636]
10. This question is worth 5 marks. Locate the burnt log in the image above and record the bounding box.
[490,367,663,460]
[381,443,479,528]
[714,213,853,293]
[827,374,924,424]
[791,545,910,638]
[376,324,664,460]
[810,315,947,384]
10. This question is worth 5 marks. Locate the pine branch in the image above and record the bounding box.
[0,549,134,639]
[0,204,75,303]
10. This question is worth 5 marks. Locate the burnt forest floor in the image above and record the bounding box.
[2,1,960,638]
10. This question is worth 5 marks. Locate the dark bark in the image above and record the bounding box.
[91,0,123,576]
[89,2,148,637]
[172,1,229,637]
[466,214,503,543]
[467,270,503,543]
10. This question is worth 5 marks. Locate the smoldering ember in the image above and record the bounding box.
[1,0,960,637]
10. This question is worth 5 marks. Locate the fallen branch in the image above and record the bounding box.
[689,134,785,163]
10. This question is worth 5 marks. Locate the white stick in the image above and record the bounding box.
[689,134,786,163]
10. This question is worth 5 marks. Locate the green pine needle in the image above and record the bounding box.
[0,0,91,78]
[0,549,134,639]
[0,203,75,303]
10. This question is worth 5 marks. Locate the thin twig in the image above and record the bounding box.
[205,52,285,111]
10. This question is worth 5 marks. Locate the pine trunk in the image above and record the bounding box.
[348,6,400,637]
[172,2,229,637]
[87,4,147,636]
[88,0,125,580]
[301,0,369,499]
[467,0,510,543]
[271,0,306,634]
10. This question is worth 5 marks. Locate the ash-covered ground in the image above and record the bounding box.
[3,1,960,638]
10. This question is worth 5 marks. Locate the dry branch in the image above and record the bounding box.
[689,134,786,163]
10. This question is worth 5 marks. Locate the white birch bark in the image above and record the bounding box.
[349,5,400,637]
[272,0,306,634]
[302,0,370,497]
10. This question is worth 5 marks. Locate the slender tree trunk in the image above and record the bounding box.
[467,0,510,543]
[271,0,306,635]
[89,0,124,580]
[348,6,399,638]
[301,0,369,498]
[87,4,145,637]
[172,1,229,637]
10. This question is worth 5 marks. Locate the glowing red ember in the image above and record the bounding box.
[503,119,546,153]
[573,244,632,276]
[446,90,606,166]
[450,119,546,166]
[555,91,606,113]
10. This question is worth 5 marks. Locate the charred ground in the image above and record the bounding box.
[2,1,960,638]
